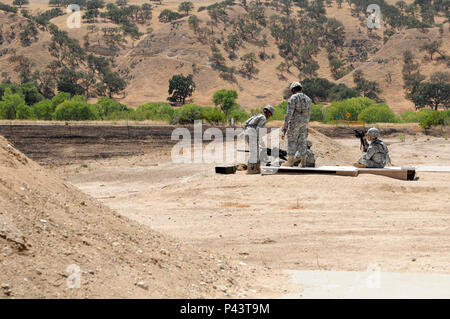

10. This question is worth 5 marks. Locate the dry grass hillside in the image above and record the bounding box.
[0,0,448,112]
[338,26,450,113]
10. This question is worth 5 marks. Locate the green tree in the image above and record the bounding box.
[19,22,39,47]
[32,99,54,120]
[97,96,130,119]
[178,1,194,15]
[167,74,196,104]
[57,69,86,96]
[139,3,153,23]
[353,70,383,101]
[116,0,128,6]
[188,15,200,33]
[87,0,105,10]
[159,9,183,22]
[358,104,399,123]
[33,70,56,99]
[20,81,44,105]
[239,53,258,77]
[325,18,345,47]
[102,72,126,98]
[53,99,100,121]
[0,88,26,119]
[396,1,406,12]
[420,40,445,60]
[13,0,29,8]
[212,89,238,119]
[409,82,450,110]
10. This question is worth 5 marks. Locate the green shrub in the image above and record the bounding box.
[228,108,249,123]
[51,92,71,109]
[53,100,100,121]
[268,101,287,121]
[71,95,87,102]
[0,88,27,119]
[324,97,374,122]
[32,99,54,120]
[310,104,324,122]
[173,104,204,124]
[358,104,400,123]
[0,3,18,13]
[16,104,33,119]
[104,110,135,121]
[264,101,323,122]
[301,78,359,102]
[419,110,449,129]
[201,106,225,124]
[20,82,44,105]
[135,102,175,121]
[97,97,130,119]
[400,109,433,123]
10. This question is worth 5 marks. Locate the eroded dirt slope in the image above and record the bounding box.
[0,135,265,298]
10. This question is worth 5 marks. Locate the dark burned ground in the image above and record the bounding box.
[0,124,178,165]
[0,123,431,165]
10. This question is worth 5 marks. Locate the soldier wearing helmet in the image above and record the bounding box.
[354,127,391,168]
[242,104,274,174]
[281,81,312,167]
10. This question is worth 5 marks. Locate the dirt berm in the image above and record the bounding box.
[0,136,254,298]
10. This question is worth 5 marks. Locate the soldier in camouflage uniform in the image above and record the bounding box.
[305,140,316,167]
[354,127,391,168]
[293,139,315,167]
[242,105,274,174]
[281,82,312,167]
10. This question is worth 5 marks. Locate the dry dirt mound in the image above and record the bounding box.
[275,127,359,166]
[0,135,252,298]
[308,128,359,166]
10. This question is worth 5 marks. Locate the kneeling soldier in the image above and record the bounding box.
[354,127,391,168]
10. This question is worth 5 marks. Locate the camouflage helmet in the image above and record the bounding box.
[263,104,274,115]
[367,127,380,138]
[306,140,312,147]
[290,81,302,91]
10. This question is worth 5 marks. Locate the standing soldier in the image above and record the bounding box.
[281,82,312,167]
[242,105,274,174]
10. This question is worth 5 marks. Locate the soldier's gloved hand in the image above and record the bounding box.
[280,126,287,139]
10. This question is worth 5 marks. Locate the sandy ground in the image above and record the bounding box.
[0,136,268,298]
[53,132,450,297]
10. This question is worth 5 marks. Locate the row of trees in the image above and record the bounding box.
[350,0,446,30]
[99,3,152,25]
[1,79,447,128]
[158,2,194,22]
[6,20,127,100]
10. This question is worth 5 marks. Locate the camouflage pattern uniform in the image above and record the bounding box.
[243,113,267,164]
[358,139,390,168]
[283,92,311,160]
[294,140,316,167]
[305,140,315,167]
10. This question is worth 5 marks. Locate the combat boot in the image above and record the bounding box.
[281,156,296,167]
[298,156,307,167]
[246,163,261,174]
[353,163,366,168]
